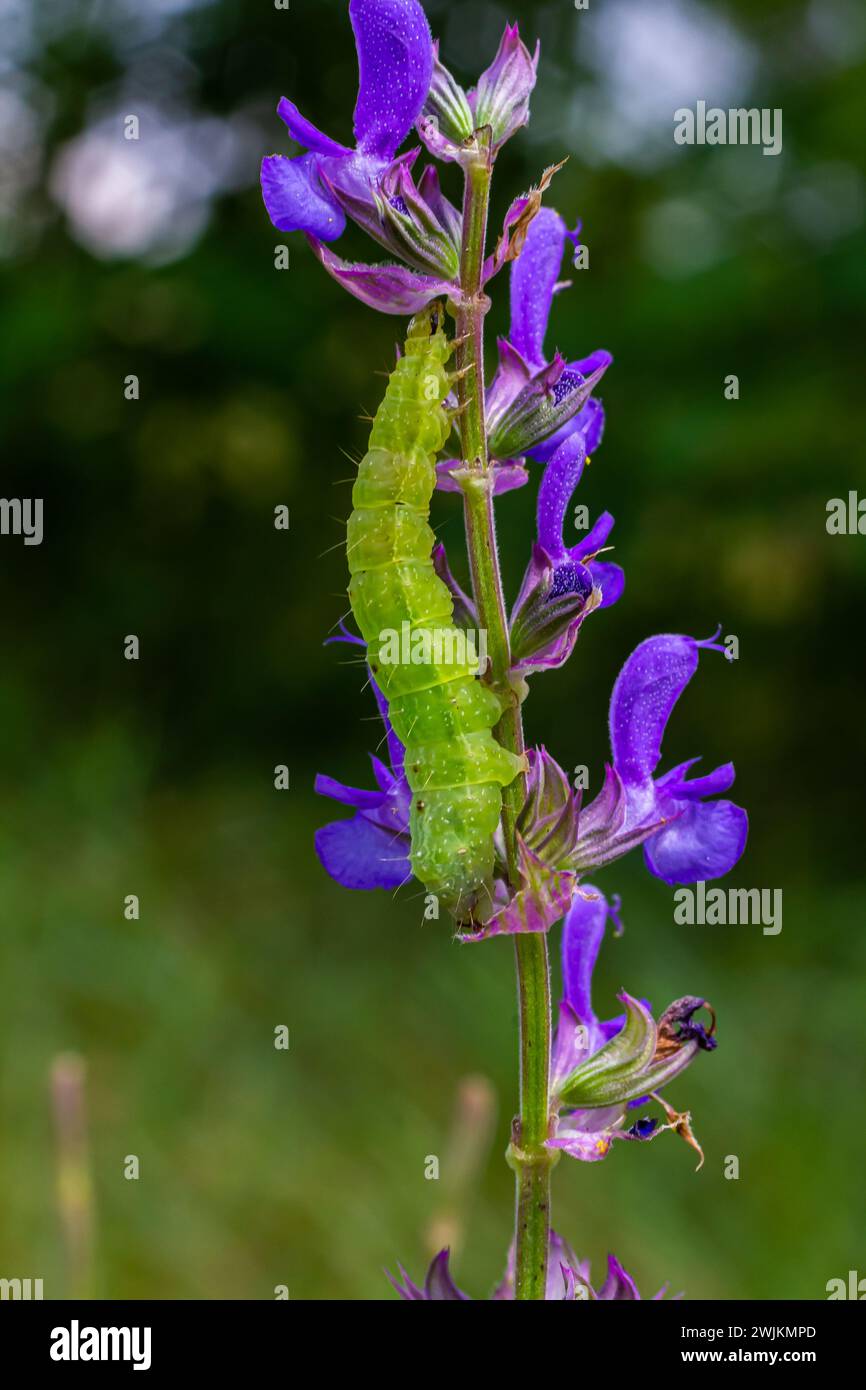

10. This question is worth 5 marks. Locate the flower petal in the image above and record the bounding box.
[370,677,406,780]
[350,0,434,159]
[315,813,410,890]
[424,1249,471,1300]
[306,235,452,313]
[657,758,735,801]
[598,1254,642,1300]
[313,772,386,812]
[537,430,587,558]
[588,559,625,610]
[261,154,346,240]
[547,1122,621,1163]
[431,541,478,629]
[458,838,576,942]
[385,1263,426,1300]
[574,508,614,554]
[561,886,611,1029]
[417,163,463,246]
[276,97,352,157]
[609,634,702,788]
[644,799,749,885]
[436,457,529,496]
[485,337,534,435]
[321,148,417,249]
[509,206,571,369]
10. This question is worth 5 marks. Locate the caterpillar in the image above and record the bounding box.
[346,303,524,920]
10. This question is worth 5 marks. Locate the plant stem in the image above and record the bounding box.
[512,933,555,1299]
[452,141,553,1301]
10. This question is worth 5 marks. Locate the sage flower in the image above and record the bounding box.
[487,206,612,461]
[548,888,715,1165]
[509,430,625,673]
[574,633,749,884]
[261,0,434,242]
[435,203,611,487]
[262,0,462,313]
[314,640,411,890]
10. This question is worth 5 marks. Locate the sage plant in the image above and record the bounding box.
[263,0,747,1300]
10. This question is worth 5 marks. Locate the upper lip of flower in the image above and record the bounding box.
[573,631,749,885]
[260,0,435,243]
[485,205,612,459]
[507,429,624,675]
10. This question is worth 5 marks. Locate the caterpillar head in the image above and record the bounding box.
[405,300,449,358]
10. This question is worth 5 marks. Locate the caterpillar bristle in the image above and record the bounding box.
[318,539,349,559]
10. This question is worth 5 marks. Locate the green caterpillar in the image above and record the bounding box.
[346,303,523,920]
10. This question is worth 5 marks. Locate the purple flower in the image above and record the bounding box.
[418,24,539,163]
[469,23,540,151]
[387,1249,471,1301]
[435,203,611,489]
[486,206,612,461]
[314,647,411,891]
[261,0,434,243]
[390,1234,673,1300]
[548,888,715,1166]
[509,430,625,674]
[416,41,475,161]
[307,236,457,315]
[574,633,748,884]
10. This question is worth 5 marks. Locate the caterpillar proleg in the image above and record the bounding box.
[346,303,523,919]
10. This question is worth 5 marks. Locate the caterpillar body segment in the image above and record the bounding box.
[346,304,523,918]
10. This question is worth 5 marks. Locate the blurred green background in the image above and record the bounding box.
[1,0,864,1300]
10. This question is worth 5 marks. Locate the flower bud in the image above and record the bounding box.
[417,42,475,161]
[468,23,539,151]
[517,748,580,868]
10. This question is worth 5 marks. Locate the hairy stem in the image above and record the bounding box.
[451,141,552,1301]
[512,933,555,1300]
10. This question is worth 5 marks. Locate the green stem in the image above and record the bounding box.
[451,139,553,1301]
[511,934,556,1300]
